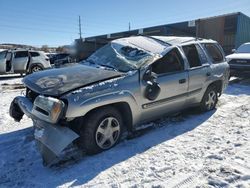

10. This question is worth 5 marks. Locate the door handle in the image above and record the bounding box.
[206,72,211,76]
[179,79,186,84]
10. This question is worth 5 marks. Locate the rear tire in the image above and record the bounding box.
[30,65,43,73]
[79,106,123,155]
[200,86,218,112]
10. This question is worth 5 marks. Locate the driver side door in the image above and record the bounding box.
[140,47,188,122]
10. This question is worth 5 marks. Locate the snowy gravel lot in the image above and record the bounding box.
[0,75,250,188]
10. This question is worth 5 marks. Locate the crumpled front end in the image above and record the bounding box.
[34,120,79,166]
[9,96,80,166]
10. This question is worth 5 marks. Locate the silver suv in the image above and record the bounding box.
[10,36,230,165]
[0,49,51,75]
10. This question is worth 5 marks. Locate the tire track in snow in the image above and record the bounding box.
[169,159,250,188]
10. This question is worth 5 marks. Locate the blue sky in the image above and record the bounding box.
[0,0,249,47]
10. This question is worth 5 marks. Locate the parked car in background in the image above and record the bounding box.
[45,52,57,59]
[0,49,51,75]
[226,42,250,78]
[54,55,76,68]
[10,36,229,165]
[49,53,70,65]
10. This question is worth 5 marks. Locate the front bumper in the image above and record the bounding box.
[9,96,79,166]
[230,64,250,77]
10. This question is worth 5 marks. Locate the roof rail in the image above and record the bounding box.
[180,37,204,44]
[136,35,172,46]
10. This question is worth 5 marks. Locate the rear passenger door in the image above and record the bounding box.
[12,51,29,73]
[182,44,212,104]
[0,51,7,73]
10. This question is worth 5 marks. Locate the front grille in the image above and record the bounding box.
[26,88,39,102]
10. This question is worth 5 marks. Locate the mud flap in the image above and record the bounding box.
[34,120,79,166]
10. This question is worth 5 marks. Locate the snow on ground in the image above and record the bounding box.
[0,75,250,188]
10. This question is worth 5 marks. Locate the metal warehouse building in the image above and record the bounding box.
[76,12,250,59]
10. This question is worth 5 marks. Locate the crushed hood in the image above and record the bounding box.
[23,64,124,96]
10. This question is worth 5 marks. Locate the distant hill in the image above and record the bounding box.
[0,43,39,50]
[0,43,69,53]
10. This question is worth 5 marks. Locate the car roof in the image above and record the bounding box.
[151,36,216,45]
[240,42,250,46]
[111,36,216,56]
[11,49,27,52]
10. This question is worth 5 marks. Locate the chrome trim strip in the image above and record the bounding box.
[142,88,202,109]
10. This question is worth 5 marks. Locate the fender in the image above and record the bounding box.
[64,90,141,126]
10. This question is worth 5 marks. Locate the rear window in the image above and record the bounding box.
[15,51,29,58]
[203,43,224,64]
[30,52,40,57]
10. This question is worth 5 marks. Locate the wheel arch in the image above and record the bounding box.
[207,80,223,96]
[28,62,44,73]
[82,102,134,133]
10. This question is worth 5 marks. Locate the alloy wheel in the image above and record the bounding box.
[205,90,217,110]
[95,117,121,149]
[32,66,42,73]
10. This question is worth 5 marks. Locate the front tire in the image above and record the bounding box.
[200,86,218,112]
[79,107,123,155]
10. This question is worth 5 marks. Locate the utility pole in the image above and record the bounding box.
[129,22,131,31]
[79,15,82,39]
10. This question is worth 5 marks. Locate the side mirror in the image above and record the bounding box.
[143,69,153,81]
[144,81,161,101]
[232,49,236,53]
[143,67,157,82]
[143,67,161,101]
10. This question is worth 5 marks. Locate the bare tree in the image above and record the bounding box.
[41,45,49,52]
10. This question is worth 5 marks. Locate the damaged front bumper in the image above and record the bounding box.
[9,96,80,166]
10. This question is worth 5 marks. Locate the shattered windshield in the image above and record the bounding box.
[85,42,155,72]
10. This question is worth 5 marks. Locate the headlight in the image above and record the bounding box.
[32,95,65,124]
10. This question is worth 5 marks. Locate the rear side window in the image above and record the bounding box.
[203,43,224,64]
[15,51,28,58]
[182,44,202,68]
[30,52,40,57]
[152,48,184,75]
